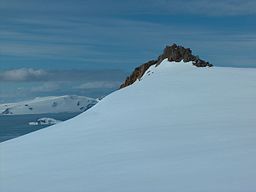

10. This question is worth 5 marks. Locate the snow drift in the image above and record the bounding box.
[1,60,256,192]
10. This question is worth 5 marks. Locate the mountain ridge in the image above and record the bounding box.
[120,43,213,89]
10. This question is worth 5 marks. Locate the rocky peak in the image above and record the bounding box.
[120,43,213,89]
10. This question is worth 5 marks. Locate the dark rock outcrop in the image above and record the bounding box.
[157,44,195,64]
[2,108,12,115]
[120,60,157,89]
[119,43,213,89]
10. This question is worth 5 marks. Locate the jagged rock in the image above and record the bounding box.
[193,59,213,67]
[157,44,191,63]
[120,60,157,89]
[119,43,213,89]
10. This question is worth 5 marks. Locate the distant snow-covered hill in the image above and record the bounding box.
[1,60,256,191]
[0,95,98,115]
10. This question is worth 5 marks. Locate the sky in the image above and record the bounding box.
[1,0,256,103]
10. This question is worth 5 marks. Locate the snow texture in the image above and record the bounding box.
[1,60,256,192]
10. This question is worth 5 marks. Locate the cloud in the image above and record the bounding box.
[0,68,47,81]
[148,0,256,16]
[2,0,256,16]
[0,68,126,82]
[1,0,256,70]
[76,81,121,89]
[0,68,126,102]
[30,82,62,92]
[1,0,256,79]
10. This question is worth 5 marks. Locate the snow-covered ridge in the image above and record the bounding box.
[0,95,98,115]
[120,43,212,89]
[1,60,256,191]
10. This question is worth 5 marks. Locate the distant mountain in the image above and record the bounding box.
[0,95,98,115]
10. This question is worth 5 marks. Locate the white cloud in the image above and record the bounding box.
[76,81,120,89]
[30,82,62,92]
[147,0,256,16]
[0,68,47,81]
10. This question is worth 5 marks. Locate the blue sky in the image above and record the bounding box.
[1,0,256,102]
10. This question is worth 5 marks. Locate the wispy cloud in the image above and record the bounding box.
[2,16,255,68]
[0,68,126,82]
[0,68,125,103]
[30,82,62,92]
[2,0,256,16]
[1,0,256,70]
[76,81,120,89]
[148,0,256,16]
[0,68,48,81]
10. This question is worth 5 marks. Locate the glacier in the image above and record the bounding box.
[1,60,256,192]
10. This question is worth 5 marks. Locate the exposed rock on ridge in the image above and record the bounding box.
[120,60,157,89]
[120,44,213,89]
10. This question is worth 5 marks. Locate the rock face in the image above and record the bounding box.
[120,60,157,89]
[120,43,213,89]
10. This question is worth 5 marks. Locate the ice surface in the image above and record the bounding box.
[1,60,256,192]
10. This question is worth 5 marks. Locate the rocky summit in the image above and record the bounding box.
[120,44,213,89]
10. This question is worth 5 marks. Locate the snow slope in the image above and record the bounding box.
[0,95,98,115]
[1,60,256,192]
